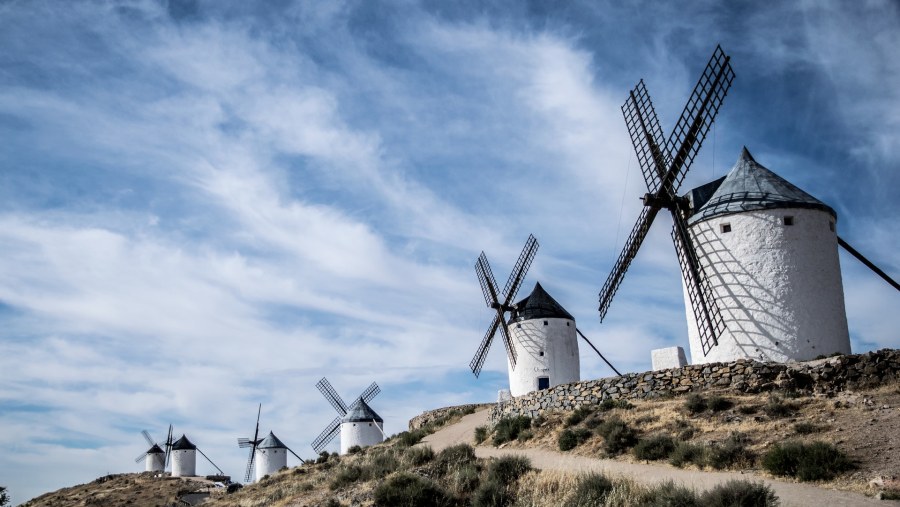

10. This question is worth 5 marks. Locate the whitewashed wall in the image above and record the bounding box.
[339,420,383,454]
[144,452,164,473]
[684,207,851,364]
[171,449,196,477]
[507,317,579,397]
[255,447,287,481]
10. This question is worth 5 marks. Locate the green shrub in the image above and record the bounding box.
[366,451,400,479]
[472,478,512,507]
[645,480,700,506]
[403,445,434,466]
[738,405,759,415]
[517,429,533,442]
[596,416,637,455]
[566,406,594,426]
[793,422,820,435]
[599,398,634,411]
[346,445,362,454]
[707,395,733,412]
[323,499,342,507]
[396,429,429,447]
[449,463,480,494]
[762,441,853,481]
[633,434,676,461]
[706,434,754,470]
[558,428,592,451]
[493,416,531,445]
[433,444,477,478]
[373,473,451,507]
[329,465,363,490]
[764,396,797,418]
[487,455,532,484]
[685,394,707,414]
[670,442,707,468]
[559,429,579,451]
[700,479,779,506]
[563,473,614,507]
[474,425,489,444]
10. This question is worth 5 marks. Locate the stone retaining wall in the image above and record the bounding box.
[489,349,900,423]
[408,403,494,431]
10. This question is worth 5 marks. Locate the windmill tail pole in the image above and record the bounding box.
[372,420,388,440]
[576,327,623,376]
[838,236,900,292]
[196,448,224,476]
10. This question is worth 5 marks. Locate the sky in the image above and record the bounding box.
[1,0,899,502]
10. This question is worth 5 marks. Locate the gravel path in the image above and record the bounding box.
[420,409,883,507]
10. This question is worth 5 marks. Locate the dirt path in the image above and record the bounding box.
[420,409,884,507]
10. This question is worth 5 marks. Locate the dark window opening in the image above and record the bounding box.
[783,216,794,226]
[829,222,835,232]
[721,223,732,233]
[566,322,570,326]
[543,320,548,326]
[539,350,544,356]
[537,377,550,390]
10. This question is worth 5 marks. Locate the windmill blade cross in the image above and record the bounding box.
[671,213,726,356]
[469,313,501,377]
[599,45,734,332]
[623,79,669,193]
[237,437,253,448]
[164,425,173,470]
[311,417,341,453]
[134,452,148,463]
[838,236,900,292]
[598,206,661,320]
[501,234,539,306]
[476,252,502,309]
[141,430,155,447]
[316,378,349,416]
[357,382,381,404]
[497,310,518,368]
[244,448,256,483]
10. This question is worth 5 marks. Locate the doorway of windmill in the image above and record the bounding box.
[537,377,550,390]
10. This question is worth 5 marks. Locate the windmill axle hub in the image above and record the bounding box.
[642,192,688,211]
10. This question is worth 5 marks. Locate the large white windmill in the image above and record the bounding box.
[134,425,173,473]
[170,434,224,478]
[311,378,384,455]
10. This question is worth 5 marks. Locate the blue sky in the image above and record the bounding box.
[1,0,899,502]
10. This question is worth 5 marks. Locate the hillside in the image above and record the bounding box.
[19,380,900,506]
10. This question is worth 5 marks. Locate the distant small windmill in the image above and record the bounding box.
[311,378,383,455]
[134,425,173,473]
[471,234,620,397]
[238,404,305,483]
[171,434,225,478]
[598,45,735,357]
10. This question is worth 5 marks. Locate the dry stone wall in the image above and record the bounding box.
[489,349,900,423]
[408,403,493,431]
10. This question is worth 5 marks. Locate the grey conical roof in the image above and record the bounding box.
[172,434,196,450]
[686,147,835,224]
[146,443,165,454]
[509,282,574,323]
[257,431,287,449]
[341,398,383,423]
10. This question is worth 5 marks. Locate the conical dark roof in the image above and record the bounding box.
[341,398,383,423]
[146,443,164,454]
[686,147,835,224]
[509,282,574,323]
[258,431,287,449]
[172,434,196,450]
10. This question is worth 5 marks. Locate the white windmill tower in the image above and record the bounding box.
[598,45,899,366]
[311,378,384,455]
[237,404,305,483]
[171,434,224,478]
[681,147,853,363]
[471,235,620,397]
[134,426,173,473]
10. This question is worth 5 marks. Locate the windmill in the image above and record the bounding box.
[238,404,305,483]
[134,425,173,473]
[597,45,735,358]
[471,235,621,397]
[311,378,384,455]
[171,434,225,478]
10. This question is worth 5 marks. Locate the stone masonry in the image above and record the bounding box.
[488,349,899,423]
